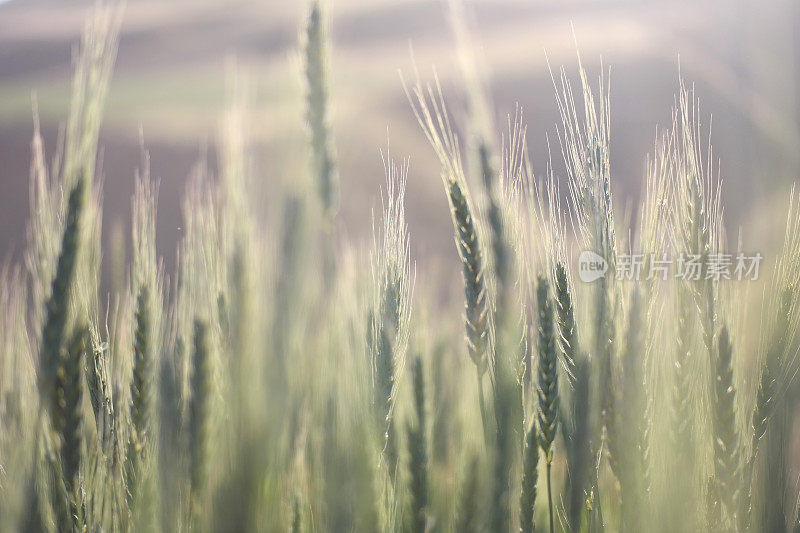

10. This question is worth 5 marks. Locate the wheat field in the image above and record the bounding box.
[1,2,799,532]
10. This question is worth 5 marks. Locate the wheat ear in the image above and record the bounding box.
[519,421,539,533]
[554,262,577,380]
[710,326,740,527]
[478,140,512,323]
[536,276,558,533]
[447,178,490,375]
[303,0,338,221]
[618,289,650,531]
[457,454,482,533]
[189,319,212,517]
[554,262,590,531]
[53,322,87,528]
[40,177,85,419]
[407,357,429,533]
[751,287,792,457]
[448,177,492,441]
[291,492,302,533]
[406,74,493,441]
[370,156,412,471]
[127,284,153,507]
[738,286,793,528]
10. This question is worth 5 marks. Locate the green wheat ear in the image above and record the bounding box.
[710,326,740,527]
[449,178,490,375]
[477,140,511,323]
[303,0,338,221]
[618,289,650,531]
[189,318,213,517]
[793,499,800,533]
[519,421,539,533]
[291,492,302,533]
[40,176,85,420]
[741,286,793,528]
[536,275,558,533]
[456,454,482,533]
[448,176,493,443]
[751,287,792,451]
[406,357,429,533]
[369,157,412,473]
[54,321,88,528]
[131,285,153,452]
[553,262,591,531]
[35,173,89,528]
[566,357,591,532]
[536,276,559,457]
[127,284,154,507]
[554,262,577,380]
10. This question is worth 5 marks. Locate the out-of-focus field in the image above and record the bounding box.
[0,0,798,282]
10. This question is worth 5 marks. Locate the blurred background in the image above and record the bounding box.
[0,0,798,283]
